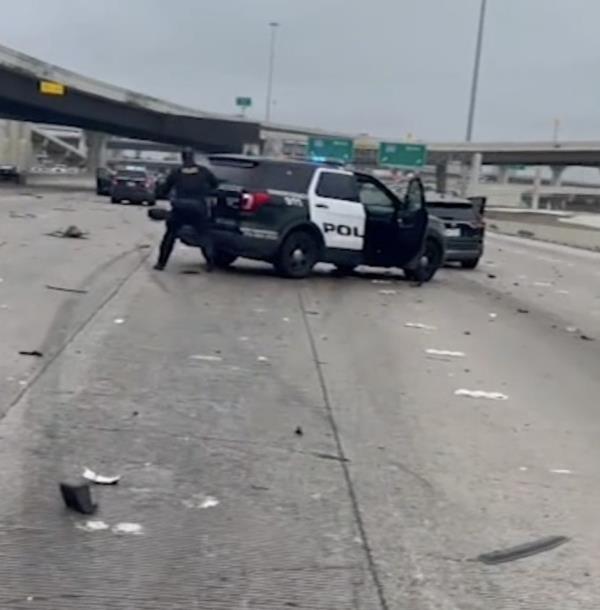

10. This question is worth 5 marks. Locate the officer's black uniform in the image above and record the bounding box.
[154,149,219,271]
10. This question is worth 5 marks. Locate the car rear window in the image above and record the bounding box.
[427,203,478,221]
[210,160,313,193]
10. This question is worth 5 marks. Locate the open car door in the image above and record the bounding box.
[395,177,428,266]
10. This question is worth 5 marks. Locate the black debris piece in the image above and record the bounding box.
[59,482,97,515]
[513,282,520,287]
[305,310,320,316]
[464,331,472,336]
[19,350,43,358]
[517,308,530,314]
[476,535,569,565]
[517,229,535,238]
[312,452,350,463]
[487,274,497,279]
[295,426,304,437]
[250,485,270,491]
[47,225,88,239]
[580,335,595,341]
[46,285,88,295]
[9,211,37,219]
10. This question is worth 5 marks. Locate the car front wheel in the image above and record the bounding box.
[276,230,320,278]
[404,238,443,283]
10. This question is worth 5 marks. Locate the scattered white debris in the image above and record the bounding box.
[379,289,397,295]
[18,380,27,386]
[257,356,269,362]
[565,326,579,333]
[426,349,466,358]
[556,289,570,295]
[83,467,121,485]
[183,494,220,509]
[76,520,110,532]
[189,354,223,362]
[0,304,8,310]
[372,279,392,285]
[239,336,249,342]
[405,322,437,331]
[489,313,498,321]
[519,467,529,472]
[454,389,509,401]
[310,493,322,500]
[550,469,572,475]
[26,596,34,602]
[533,281,553,287]
[282,317,290,323]
[112,522,143,535]
[253,308,266,314]
[113,318,125,325]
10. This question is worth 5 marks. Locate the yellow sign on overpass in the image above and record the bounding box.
[39,80,66,96]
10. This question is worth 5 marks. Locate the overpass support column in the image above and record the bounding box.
[0,119,33,173]
[85,131,107,173]
[466,152,482,196]
[497,165,510,184]
[531,166,542,210]
[435,162,448,194]
[550,165,565,187]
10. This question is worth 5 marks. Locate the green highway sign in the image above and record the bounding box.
[308,137,354,163]
[235,96,252,108]
[378,142,427,167]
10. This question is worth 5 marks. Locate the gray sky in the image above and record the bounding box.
[0,0,598,142]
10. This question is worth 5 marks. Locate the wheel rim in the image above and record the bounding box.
[287,237,313,273]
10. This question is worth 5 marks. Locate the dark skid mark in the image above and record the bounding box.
[477,535,570,565]
[19,350,43,357]
[46,284,88,295]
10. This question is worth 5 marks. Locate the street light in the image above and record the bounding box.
[265,21,280,122]
[466,0,488,141]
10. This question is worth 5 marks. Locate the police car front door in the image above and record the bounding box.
[308,169,365,251]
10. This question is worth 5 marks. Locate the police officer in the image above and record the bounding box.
[154,148,219,272]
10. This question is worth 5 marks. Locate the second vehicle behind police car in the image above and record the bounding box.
[152,155,445,280]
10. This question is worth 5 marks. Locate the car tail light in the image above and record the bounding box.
[240,191,271,212]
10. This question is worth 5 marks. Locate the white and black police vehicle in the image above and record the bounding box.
[151,155,446,280]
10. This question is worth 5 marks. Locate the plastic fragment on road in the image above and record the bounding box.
[489,313,498,321]
[200,496,219,509]
[556,289,570,295]
[16,347,42,358]
[46,284,88,295]
[533,281,553,287]
[295,426,304,436]
[455,389,509,401]
[565,326,579,333]
[476,535,569,565]
[76,520,110,532]
[550,469,572,475]
[426,349,465,358]
[372,279,392,285]
[580,334,595,341]
[83,467,121,485]
[59,482,97,515]
[379,289,397,295]
[405,322,437,331]
[189,354,223,362]
[112,522,144,535]
[517,308,529,314]
[113,318,125,325]
[283,317,291,322]
[257,356,269,362]
[182,494,220,509]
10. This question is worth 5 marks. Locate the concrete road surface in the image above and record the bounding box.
[1,187,599,609]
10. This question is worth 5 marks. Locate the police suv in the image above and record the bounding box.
[167,155,446,280]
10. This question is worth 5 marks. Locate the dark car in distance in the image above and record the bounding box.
[110,167,156,205]
[96,167,114,195]
[425,192,485,269]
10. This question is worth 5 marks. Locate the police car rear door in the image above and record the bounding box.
[308,169,365,252]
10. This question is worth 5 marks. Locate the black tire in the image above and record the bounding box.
[205,249,237,269]
[405,238,443,283]
[146,199,156,207]
[276,230,320,278]
[461,258,480,269]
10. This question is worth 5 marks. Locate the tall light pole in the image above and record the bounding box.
[466,0,488,141]
[265,21,280,122]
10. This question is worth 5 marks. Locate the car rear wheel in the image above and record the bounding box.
[461,257,480,269]
[276,230,320,279]
[404,238,443,283]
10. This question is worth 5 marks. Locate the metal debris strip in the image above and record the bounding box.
[46,284,88,295]
[426,349,465,358]
[477,535,569,565]
[455,389,509,401]
[18,350,43,358]
[83,467,121,485]
[405,322,437,331]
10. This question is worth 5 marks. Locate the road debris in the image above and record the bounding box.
[580,334,595,341]
[550,469,573,475]
[489,313,498,321]
[517,308,530,314]
[372,279,393,285]
[517,229,535,238]
[476,535,569,565]
[282,317,290,322]
[59,482,97,515]
[45,284,88,295]
[312,452,350,463]
[455,389,509,401]
[18,350,43,358]
[257,356,269,362]
[9,210,37,219]
[556,289,570,295]
[379,289,397,295]
[47,225,88,239]
[405,322,437,331]
[182,494,220,509]
[295,426,304,436]
[426,349,465,358]
[487,274,497,279]
[189,354,223,362]
[113,318,125,325]
[565,326,579,333]
[533,281,553,288]
[83,467,121,485]
[112,522,144,535]
[305,310,320,316]
[76,520,110,532]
